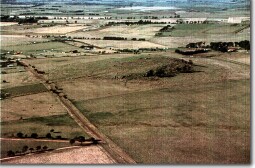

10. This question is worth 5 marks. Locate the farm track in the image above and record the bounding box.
[208,57,250,67]
[22,62,136,164]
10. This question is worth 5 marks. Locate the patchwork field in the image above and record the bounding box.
[0,2,251,164]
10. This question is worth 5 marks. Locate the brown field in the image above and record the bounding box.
[68,24,165,39]
[0,35,49,47]
[1,92,67,122]
[2,145,116,164]
[1,71,40,89]
[24,25,88,34]
[76,39,166,49]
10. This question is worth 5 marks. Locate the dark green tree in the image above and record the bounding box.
[70,139,75,145]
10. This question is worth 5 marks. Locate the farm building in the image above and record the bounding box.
[227,17,250,24]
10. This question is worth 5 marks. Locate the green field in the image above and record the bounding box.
[1,41,80,55]
[160,23,249,37]
[74,79,250,164]
[1,139,70,158]
[1,114,88,139]
[1,83,48,97]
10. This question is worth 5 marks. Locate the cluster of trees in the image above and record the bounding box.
[69,136,99,146]
[145,59,194,78]
[16,129,67,140]
[155,25,175,36]
[159,25,174,32]
[175,49,209,55]
[103,36,127,40]
[1,15,48,24]
[210,40,250,52]
[7,145,49,157]
[118,47,166,54]
[106,20,168,26]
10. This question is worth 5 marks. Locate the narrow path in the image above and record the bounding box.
[22,61,136,164]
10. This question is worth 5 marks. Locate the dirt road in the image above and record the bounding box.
[22,62,136,164]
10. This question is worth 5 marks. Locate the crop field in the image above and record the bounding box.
[76,39,166,49]
[1,92,67,121]
[1,41,80,55]
[22,25,88,34]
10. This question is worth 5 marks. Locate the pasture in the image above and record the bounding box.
[1,71,40,89]
[1,92,67,121]
[1,83,48,97]
[55,52,249,164]
[1,41,80,55]
[1,114,88,139]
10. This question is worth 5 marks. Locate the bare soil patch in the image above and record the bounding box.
[2,146,116,164]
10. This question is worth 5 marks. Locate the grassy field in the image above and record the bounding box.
[68,24,165,39]
[1,41,80,55]
[1,71,40,89]
[159,23,249,37]
[1,114,88,139]
[0,35,49,47]
[48,52,249,164]
[1,92,67,121]
[1,139,70,158]
[1,83,48,97]
[74,79,250,164]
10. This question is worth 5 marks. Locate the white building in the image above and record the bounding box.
[227,17,250,24]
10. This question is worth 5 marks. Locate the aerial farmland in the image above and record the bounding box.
[0,0,250,165]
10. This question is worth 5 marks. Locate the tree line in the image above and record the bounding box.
[1,15,48,24]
